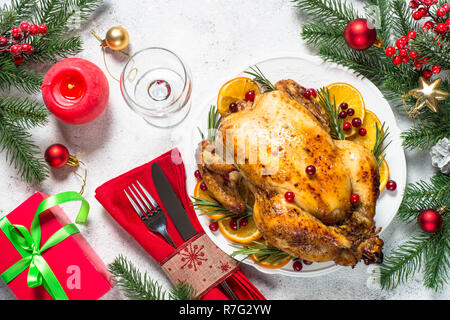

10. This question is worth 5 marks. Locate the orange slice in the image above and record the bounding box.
[217,77,261,117]
[249,241,291,269]
[326,82,365,138]
[379,159,389,192]
[218,217,261,244]
[193,180,225,220]
[348,110,381,152]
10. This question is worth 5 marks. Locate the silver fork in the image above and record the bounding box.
[124,180,175,248]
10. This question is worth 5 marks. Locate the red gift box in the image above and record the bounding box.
[0,192,112,300]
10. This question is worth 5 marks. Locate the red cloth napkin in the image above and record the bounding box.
[95,149,265,300]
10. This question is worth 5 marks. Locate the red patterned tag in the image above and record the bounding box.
[161,232,239,297]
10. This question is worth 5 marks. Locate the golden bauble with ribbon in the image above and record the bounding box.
[404,77,449,117]
[103,26,130,51]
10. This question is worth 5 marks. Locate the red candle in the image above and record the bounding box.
[41,58,109,125]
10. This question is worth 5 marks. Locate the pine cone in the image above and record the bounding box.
[430,137,450,174]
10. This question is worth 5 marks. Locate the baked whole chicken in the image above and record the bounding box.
[196,80,384,267]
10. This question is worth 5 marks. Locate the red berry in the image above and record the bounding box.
[408,30,417,39]
[285,191,295,202]
[422,69,432,79]
[200,182,208,191]
[400,36,409,43]
[209,222,218,232]
[222,173,229,181]
[401,55,410,63]
[423,21,434,30]
[340,102,348,110]
[303,259,313,265]
[350,193,360,204]
[446,18,450,26]
[435,23,447,33]
[9,44,21,56]
[303,89,312,99]
[423,0,433,5]
[309,88,317,98]
[386,180,397,191]
[437,7,447,17]
[194,170,202,180]
[396,38,407,48]
[293,260,303,272]
[29,24,38,36]
[239,218,249,227]
[245,90,255,102]
[38,24,48,35]
[409,51,418,59]
[339,110,347,119]
[0,36,7,46]
[229,219,238,231]
[392,55,402,65]
[347,108,355,116]
[412,10,423,20]
[409,0,419,8]
[414,60,423,69]
[443,4,450,12]
[432,65,441,74]
[11,27,21,40]
[21,43,33,54]
[305,165,316,175]
[352,117,362,128]
[398,48,408,57]
[343,122,352,131]
[359,128,367,136]
[418,8,427,15]
[385,46,396,57]
[19,22,29,32]
[229,102,238,113]
[14,56,24,66]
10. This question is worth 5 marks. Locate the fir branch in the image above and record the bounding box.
[26,35,83,63]
[244,66,276,92]
[230,241,291,265]
[0,117,49,184]
[0,96,48,129]
[365,0,392,44]
[317,87,345,140]
[390,0,419,39]
[0,58,43,94]
[410,30,450,70]
[301,22,346,48]
[108,255,196,300]
[292,0,358,25]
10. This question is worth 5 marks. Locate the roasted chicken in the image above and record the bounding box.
[196,80,383,267]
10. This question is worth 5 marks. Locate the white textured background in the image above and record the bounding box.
[0,0,448,300]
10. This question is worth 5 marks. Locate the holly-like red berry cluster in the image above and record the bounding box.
[0,21,47,65]
[384,1,448,78]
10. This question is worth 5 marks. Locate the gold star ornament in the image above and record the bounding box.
[406,77,449,116]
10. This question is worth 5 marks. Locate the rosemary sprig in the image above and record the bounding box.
[372,122,391,166]
[230,241,292,265]
[317,87,345,140]
[244,65,276,92]
[197,105,221,142]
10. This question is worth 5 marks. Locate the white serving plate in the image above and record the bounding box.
[177,54,407,277]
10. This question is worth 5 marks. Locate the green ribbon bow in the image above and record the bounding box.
[0,192,89,300]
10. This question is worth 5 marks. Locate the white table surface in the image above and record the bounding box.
[0,0,448,300]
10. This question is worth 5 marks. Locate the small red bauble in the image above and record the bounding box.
[432,65,441,74]
[347,108,355,116]
[422,69,432,79]
[45,143,70,168]
[386,180,397,191]
[21,43,33,54]
[305,165,316,175]
[293,260,303,272]
[339,110,347,119]
[359,128,367,136]
[407,30,417,39]
[29,24,38,36]
[0,36,7,46]
[435,23,447,33]
[285,191,295,202]
[340,102,348,110]
[385,46,396,57]
[9,44,22,56]
[209,222,219,232]
[352,117,362,127]
[194,169,202,180]
[19,21,29,32]
[38,24,48,35]
[229,102,238,113]
[200,182,208,191]
[350,193,360,204]
[392,55,402,65]
[344,18,377,50]
[343,122,352,131]
[245,90,256,102]
[417,209,442,233]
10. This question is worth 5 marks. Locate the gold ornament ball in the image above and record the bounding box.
[104,26,129,51]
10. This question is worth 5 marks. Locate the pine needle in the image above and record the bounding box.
[230,241,292,265]
[317,87,345,140]
[244,66,275,92]
[372,122,391,166]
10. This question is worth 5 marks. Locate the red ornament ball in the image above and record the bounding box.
[417,209,443,233]
[344,19,377,50]
[45,143,70,168]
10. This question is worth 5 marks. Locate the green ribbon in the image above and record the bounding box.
[0,192,89,300]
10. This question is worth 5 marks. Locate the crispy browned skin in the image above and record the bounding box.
[212,88,383,266]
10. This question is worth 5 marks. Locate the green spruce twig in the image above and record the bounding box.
[0,96,48,129]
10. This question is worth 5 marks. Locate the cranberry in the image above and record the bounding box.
[343,122,352,131]
[392,55,402,65]
[19,22,29,32]
[293,260,303,272]
[352,117,362,128]
[285,191,295,202]
[239,218,249,227]
[309,88,317,98]
[359,128,367,136]
[29,24,38,36]
[347,108,355,116]
[305,165,316,175]
[38,24,48,35]
[385,46,396,57]
[339,110,347,119]
[350,193,360,204]
[303,90,312,99]
[194,170,202,180]
[245,90,256,102]
[432,65,441,74]
[386,180,397,191]
[209,222,219,232]
[303,259,313,265]
[339,102,348,110]
[200,182,208,191]
[222,173,230,181]
[229,219,238,231]
[229,102,238,113]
